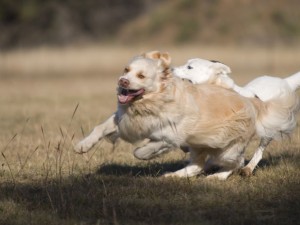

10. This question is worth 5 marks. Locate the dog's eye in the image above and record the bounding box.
[124,67,130,73]
[187,65,193,70]
[137,73,145,79]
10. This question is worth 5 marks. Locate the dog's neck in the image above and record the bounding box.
[117,77,177,117]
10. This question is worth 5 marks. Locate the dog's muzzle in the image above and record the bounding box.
[118,78,130,88]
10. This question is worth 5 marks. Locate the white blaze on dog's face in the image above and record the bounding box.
[173,58,231,84]
[117,51,171,104]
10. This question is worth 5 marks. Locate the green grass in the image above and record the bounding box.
[0,45,299,225]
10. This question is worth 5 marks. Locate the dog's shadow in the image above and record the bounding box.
[97,151,299,177]
[96,161,188,177]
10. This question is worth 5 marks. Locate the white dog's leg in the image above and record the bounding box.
[163,150,206,178]
[206,170,233,180]
[134,141,174,160]
[240,138,272,176]
[163,163,203,178]
[74,114,117,153]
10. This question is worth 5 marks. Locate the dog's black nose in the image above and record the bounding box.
[118,78,130,88]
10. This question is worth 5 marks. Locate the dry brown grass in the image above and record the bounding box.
[0,45,299,225]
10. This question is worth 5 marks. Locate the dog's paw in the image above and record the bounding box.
[206,170,233,180]
[239,167,253,177]
[74,140,92,154]
[206,174,225,181]
[162,172,179,178]
[162,172,187,179]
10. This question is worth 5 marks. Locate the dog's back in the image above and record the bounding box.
[163,79,258,149]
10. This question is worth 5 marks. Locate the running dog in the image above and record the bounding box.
[173,58,300,176]
[75,51,296,180]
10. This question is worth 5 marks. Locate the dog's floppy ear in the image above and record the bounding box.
[142,51,171,67]
[142,51,161,60]
[160,52,171,67]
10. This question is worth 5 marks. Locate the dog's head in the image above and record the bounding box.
[173,58,231,84]
[117,51,172,105]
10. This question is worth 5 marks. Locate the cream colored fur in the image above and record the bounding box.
[75,51,276,180]
[174,58,300,176]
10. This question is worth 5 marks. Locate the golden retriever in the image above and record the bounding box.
[75,51,271,180]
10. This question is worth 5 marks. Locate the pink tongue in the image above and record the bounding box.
[118,95,134,104]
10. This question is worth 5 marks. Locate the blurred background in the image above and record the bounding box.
[1,0,300,139]
[1,0,300,49]
[0,0,300,78]
[1,0,300,76]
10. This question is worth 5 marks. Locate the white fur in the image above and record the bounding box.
[206,171,233,180]
[173,58,232,85]
[164,164,202,178]
[75,115,117,153]
[174,58,300,101]
[173,58,255,97]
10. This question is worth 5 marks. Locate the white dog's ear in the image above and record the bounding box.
[210,61,231,75]
[142,51,171,67]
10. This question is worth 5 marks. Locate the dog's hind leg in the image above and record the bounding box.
[240,137,272,176]
[134,141,174,160]
[74,114,118,153]
[207,142,246,180]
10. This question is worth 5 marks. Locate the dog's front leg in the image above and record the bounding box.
[163,150,206,178]
[163,164,203,178]
[74,114,118,153]
[133,141,174,160]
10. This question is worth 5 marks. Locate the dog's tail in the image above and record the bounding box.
[285,71,300,92]
[253,91,300,139]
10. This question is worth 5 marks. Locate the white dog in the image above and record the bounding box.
[173,58,254,98]
[173,58,300,176]
[75,51,298,180]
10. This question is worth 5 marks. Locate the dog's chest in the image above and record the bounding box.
[117,111,181,144]
[117,112,160,143]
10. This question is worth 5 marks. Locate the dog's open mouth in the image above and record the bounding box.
[118,87,145,104]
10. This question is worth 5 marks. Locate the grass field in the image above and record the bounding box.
[0,45,299,225]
